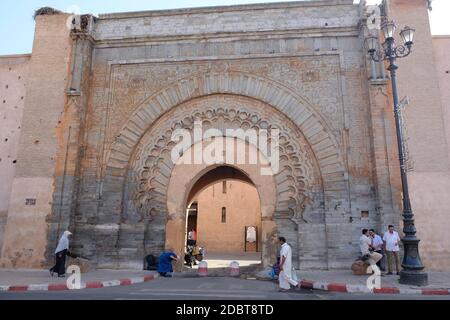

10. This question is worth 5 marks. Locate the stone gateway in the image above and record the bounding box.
[0,0,449,271]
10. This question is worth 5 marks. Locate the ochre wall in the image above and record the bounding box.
[412,36,450,269]
[0,55,29,253]
[432,36,450,165]
[196,180,262,253]
[0,14,72,268]
[386,0,450,270]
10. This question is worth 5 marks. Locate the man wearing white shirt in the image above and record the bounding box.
[383,225,401,275]
[370,229,385,271]
[360,229,382,266]
[359,229,383,266]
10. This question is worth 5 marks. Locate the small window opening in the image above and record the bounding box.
[221,207,226,223]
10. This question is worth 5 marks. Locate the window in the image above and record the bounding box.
[222,180,227,194]
[25,199,36,206]
[221,207,226,223]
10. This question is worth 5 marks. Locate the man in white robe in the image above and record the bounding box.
[278,237,298,291]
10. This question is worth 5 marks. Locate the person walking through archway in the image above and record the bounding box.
[187,228,196,246]
[192,228,197,245]
[278,237,298,292]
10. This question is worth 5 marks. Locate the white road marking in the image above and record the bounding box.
[138,288,271,293]
[197,282,216,289]
[229,284,244,290]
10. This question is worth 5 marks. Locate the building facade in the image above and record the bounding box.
[0,0,449,270]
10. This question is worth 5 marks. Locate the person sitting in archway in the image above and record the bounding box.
[157,248,178,278]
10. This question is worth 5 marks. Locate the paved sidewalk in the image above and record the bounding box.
[0,269,158,291]
[296,270,450,295]
[2,267,450,295]
[191,252,261,269]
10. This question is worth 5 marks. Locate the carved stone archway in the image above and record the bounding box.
[107,94,330,268]
[128,95,321,223]
[165,140,278,269]
[98,73,347,269]
[107,72,345,184]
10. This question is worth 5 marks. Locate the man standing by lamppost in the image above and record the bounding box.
[383,225,401,275]
[365,20,428,286]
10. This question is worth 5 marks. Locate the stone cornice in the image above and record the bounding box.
[93,27,360,48]
[98,0,355,20]
[105,51,343,67]
[0,54,32,59]
[432,35,450,39]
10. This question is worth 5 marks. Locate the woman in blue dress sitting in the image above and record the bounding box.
[157,248,179,278]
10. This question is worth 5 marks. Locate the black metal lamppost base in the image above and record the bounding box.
[398,234,428,286]
[399,270,428,287]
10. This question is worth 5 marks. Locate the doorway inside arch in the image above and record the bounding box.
[184,166,262,269]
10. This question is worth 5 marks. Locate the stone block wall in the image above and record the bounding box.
[0,55,29,255]
[0,14,72,268]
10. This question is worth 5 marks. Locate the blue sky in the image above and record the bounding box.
[0,0,449,55]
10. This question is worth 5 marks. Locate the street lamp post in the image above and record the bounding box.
[365,21,428,286]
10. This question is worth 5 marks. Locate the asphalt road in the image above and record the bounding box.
[1,277,450,300]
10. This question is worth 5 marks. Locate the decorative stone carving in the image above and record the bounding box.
[100,70,345,269]
[126,95,323,224]
[105,72,345,196]
[105,56,344,160]
[70,14,96,42]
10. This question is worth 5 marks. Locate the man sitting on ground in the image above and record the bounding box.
[360,229,382,268]
[157,248,178,278]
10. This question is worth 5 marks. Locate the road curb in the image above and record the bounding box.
[0,273,158,292]
[298,279,450,296]
[2,273,449,295]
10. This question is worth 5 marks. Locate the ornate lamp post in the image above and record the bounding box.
[365,21,428,286]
